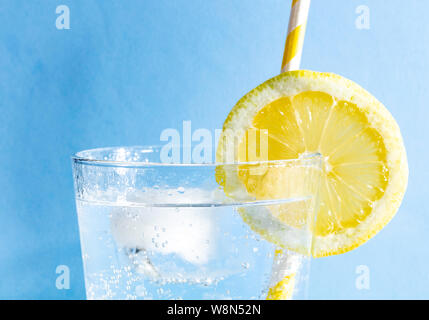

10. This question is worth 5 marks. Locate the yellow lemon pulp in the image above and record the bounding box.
[217,70,408,258]
[250,92,389,237]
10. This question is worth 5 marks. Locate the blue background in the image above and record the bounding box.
[0,0,427,299]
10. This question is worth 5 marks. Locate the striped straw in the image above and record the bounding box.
[281,0,311,73]
[267,0,312,300]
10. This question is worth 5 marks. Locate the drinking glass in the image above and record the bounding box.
[72,146,321,300]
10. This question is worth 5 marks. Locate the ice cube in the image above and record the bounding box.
[110,188,216,265]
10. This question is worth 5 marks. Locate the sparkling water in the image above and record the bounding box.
[75,188,310,300]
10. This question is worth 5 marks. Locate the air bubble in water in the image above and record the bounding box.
[241,262,250,269]
[177,187,185,193]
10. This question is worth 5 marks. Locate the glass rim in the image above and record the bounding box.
[72,145,323,168]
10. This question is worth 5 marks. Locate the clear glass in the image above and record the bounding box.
[72,146,322,300]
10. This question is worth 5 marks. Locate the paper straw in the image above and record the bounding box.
[281,0,311,73]
[267,0,312,299]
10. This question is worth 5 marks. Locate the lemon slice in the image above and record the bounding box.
[216,70,408,257]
